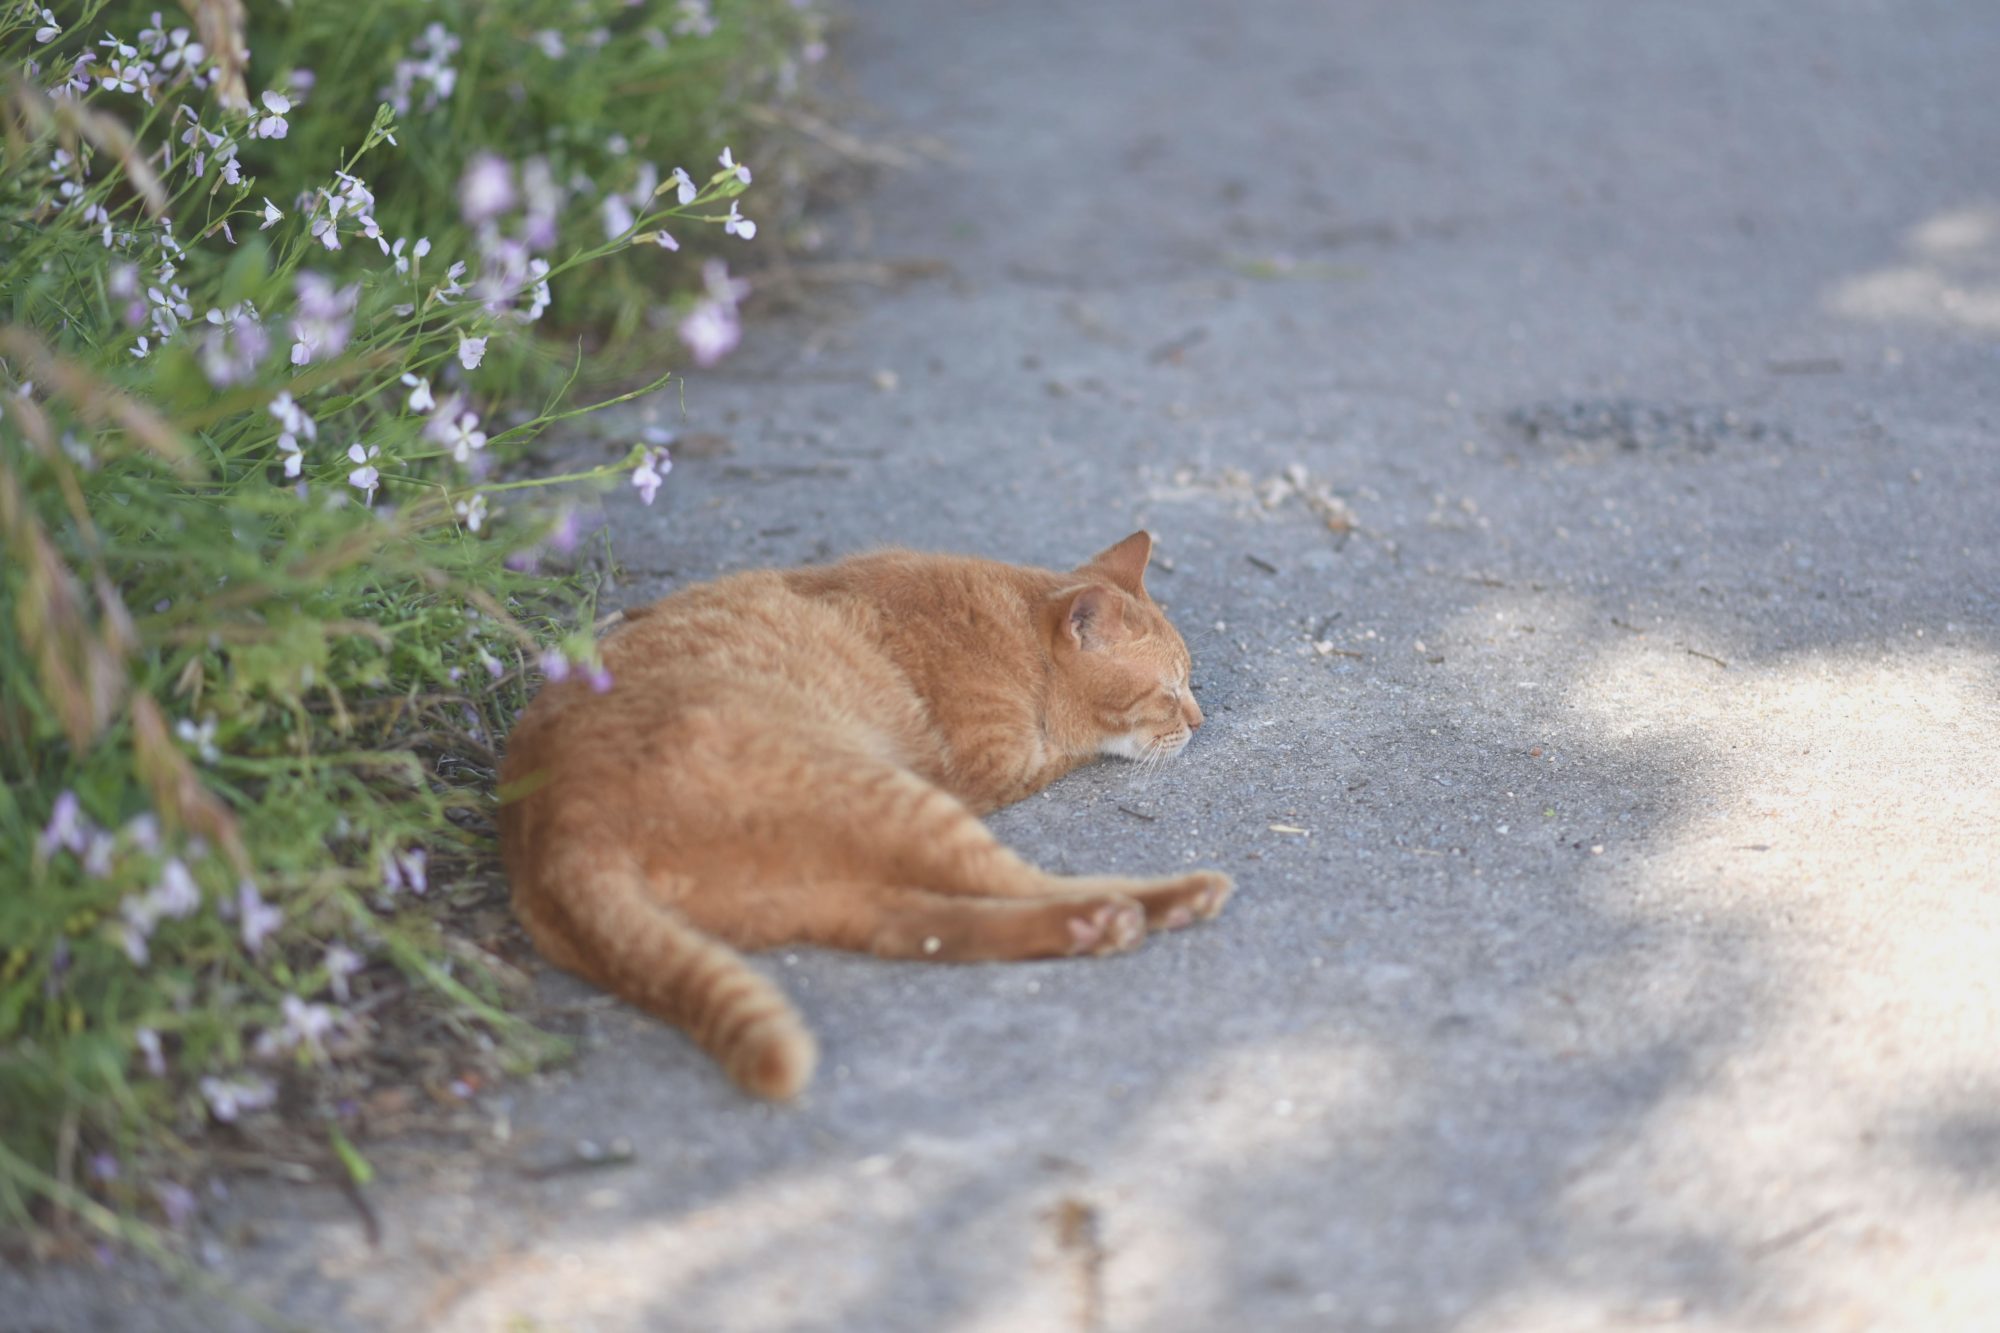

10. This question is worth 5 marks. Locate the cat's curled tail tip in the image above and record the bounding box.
[727,1012,820,1100]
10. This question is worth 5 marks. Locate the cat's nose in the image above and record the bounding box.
[1184,696,1204,729]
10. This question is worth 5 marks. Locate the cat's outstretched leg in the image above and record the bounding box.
[776,884,1147,961]
[849,764,1235,931]
[1053,870,1234,931]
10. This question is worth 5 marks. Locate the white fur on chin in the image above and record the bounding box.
[1102,730,1191,761]
[1101,731,1152,760]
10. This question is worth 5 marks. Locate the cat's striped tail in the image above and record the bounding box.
[517,849,818,1100]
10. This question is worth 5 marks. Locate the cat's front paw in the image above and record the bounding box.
[1066,898,1145,956]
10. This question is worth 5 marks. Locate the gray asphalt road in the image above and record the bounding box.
[13,1,2000,1329]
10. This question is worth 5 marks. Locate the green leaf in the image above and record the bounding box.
[327,1121,374,1187]
[218,234,272,307]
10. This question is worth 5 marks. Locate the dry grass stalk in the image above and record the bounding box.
[0,327,200,476]
[179,0,251,110]
[0,465,128,746]
[3,80,168,217]
[130,695,249,875]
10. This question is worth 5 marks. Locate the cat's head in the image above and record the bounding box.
[1049,531,1205,762]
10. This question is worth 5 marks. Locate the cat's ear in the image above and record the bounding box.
[1060,584,1128,652]
[1081,530,1153,596]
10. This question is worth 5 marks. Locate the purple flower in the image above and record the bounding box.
[718,146,751,185]
[538,648,572,681]
[124,813,161,854]
[174,715,218,762]
[346,443,381,502]
[601,193,636,240]
[668,166,697,205]
[391,235,432,276]
[82,832,115,877]
[254,994,341,1061]
[288,273,357,366]
[587,665,615,693]
[238,879,283,952]
[38,790,87,858]
[522,263,552,323]
[722,201,756,240]
[325,944,363,1002]
[381,845,429,895]
[631,446,672,504]
[198,303,269,387]
[309,212,342,252]
[147,283,192,340]
[520,157,564,247]
[459,152,516,224]
[200,1074,275,1123]
[160,27,203,73]
[252,90,290,139]
[152,859,202,916]
[153,1181,198,1228]
[426,405,487,464]
[549,508,584,553]
[676,0,718,38]
[703,258,751,307]
[117,860,206,965]
[678,301,740,367]
[136,1027,166,1077]
[457,333,487,370]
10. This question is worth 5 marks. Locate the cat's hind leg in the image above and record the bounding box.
[844,764,1234,933]
[752,883,1146,962]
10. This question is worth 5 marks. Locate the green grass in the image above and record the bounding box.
[0,0,824,1256]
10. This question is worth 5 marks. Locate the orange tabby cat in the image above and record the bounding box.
[498,531,1231,1099]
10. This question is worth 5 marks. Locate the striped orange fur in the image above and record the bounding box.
[497,532,1231,1099]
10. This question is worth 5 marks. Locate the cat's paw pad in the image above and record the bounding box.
[1067,900,1144,955]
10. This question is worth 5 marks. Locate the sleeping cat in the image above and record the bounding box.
[497,531,1231,1099]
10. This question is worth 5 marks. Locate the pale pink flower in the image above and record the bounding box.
[459,152,516,224]
[631,445,672,504]
[252,90,290,139]
[135,1027,166,1077]
[678,301,739,366]
[238,879,283,952]
[601,193,636,239]
[325,944,363,1002]
[346,443,381,501]
[201,1074,275,1122]
[38,790,87,858]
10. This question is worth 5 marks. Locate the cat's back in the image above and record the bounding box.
[505,550,1058,789]
[505,563,929,784]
